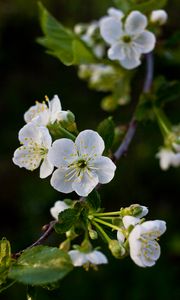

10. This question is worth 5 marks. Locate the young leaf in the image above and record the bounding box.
[97,117,115,154]
[38,2,96,66]
[9,246,73,285]
[87,190,101,211]
[54,208,79,234]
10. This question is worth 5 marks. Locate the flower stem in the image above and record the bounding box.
[93,211,121,217]
[91,221,111,243]
[93,217,120,231]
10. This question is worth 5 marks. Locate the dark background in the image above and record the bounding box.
[0,0,179,299]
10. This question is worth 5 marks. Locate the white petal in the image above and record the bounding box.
[156,148,173,170]
[13,146,41,170]
[120,47,141,70]
[24,102,49,125]
[123,216,140,229]
[57,111,70,122]
[48,139,77,168]
[18,122,42,145]
[39,126,52,149]
[68,250,87,267]
[40,157,54,178]
[49,95,62,124]
[50,168,74,194]
[125,11,147,35]
[72,171,99,197]
[100,16,123,45]
[141,220,166,238]
[75,130,105,158]
[108,42,126,61]
[117,231,125,243]
[92,156,116,184]
[87,250,108,265]
[134,31,156,54]
[136,205,149,218]
[108,7,124,20]
[50,200,69,220]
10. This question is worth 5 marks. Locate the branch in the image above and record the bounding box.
[113,52,154,162]
[12,221,57,258]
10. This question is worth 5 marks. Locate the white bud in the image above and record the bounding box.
[150,10,168,25]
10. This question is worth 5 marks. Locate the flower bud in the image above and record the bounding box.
[150,10,168,25]
[101,96,118,112]
[89,229,98,240]
[108,240,125,259]
[59,239,71,252]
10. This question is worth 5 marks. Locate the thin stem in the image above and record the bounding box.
[93,217,120,231]
[93,211,121,217]
[113,53,154,162]
[91,220,111,242]
[13,221,57,258]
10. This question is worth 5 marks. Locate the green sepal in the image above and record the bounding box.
[86,190,101,212]
[8,246,73,285]
[54,208,80,234]
[97,117,115,154]
[38,2,97,66]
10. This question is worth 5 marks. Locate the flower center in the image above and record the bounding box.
[122,35,131,43]
[77,159,87,169]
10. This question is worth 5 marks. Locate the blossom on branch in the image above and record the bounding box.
[128,220,166,267]
[68,249,108,267]
[156,148,180,170]
[48,130,116,196]
[13,122,53,178]
[100,8,156,69]
[24,95,70,127]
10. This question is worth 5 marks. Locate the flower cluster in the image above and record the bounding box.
[13,96,116,196]
[50,201,166,268]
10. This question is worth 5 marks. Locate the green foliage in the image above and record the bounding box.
[38,2,96,66]
[155,77,180,107]
[54,208,80,234]
[86,190,101,211]
[135,93,156,121]
[0,238,11,286]
[97,117,115,154]
[8,246,73,285]
[114,0,167,13]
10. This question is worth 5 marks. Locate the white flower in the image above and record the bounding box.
[150,10,168,25]
[48,130,116,197]
[156,148,180,170]
[122,216,141,229]
[50,200,70,220]
[68,249,108,267]
[74,21,105,59]
[128,220,166,267]
[13,122,53,178]
[24,95,69,126]
[100,9,156,69]
[133,205,149,218]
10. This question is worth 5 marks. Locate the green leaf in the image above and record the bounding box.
[156,79,180,107]
[0,238,11,286]
[131,0,167,13]
[38,2,96,66]
[114,0,132,13]
[0,279,16,293]
[135,93,155,121]
[54,208,79,234]
[9,246,73,285]
[114,0,167,13]
[87,190,101,211]
[97,117,115,154]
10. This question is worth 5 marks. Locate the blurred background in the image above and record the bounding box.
[0,0,179,299]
